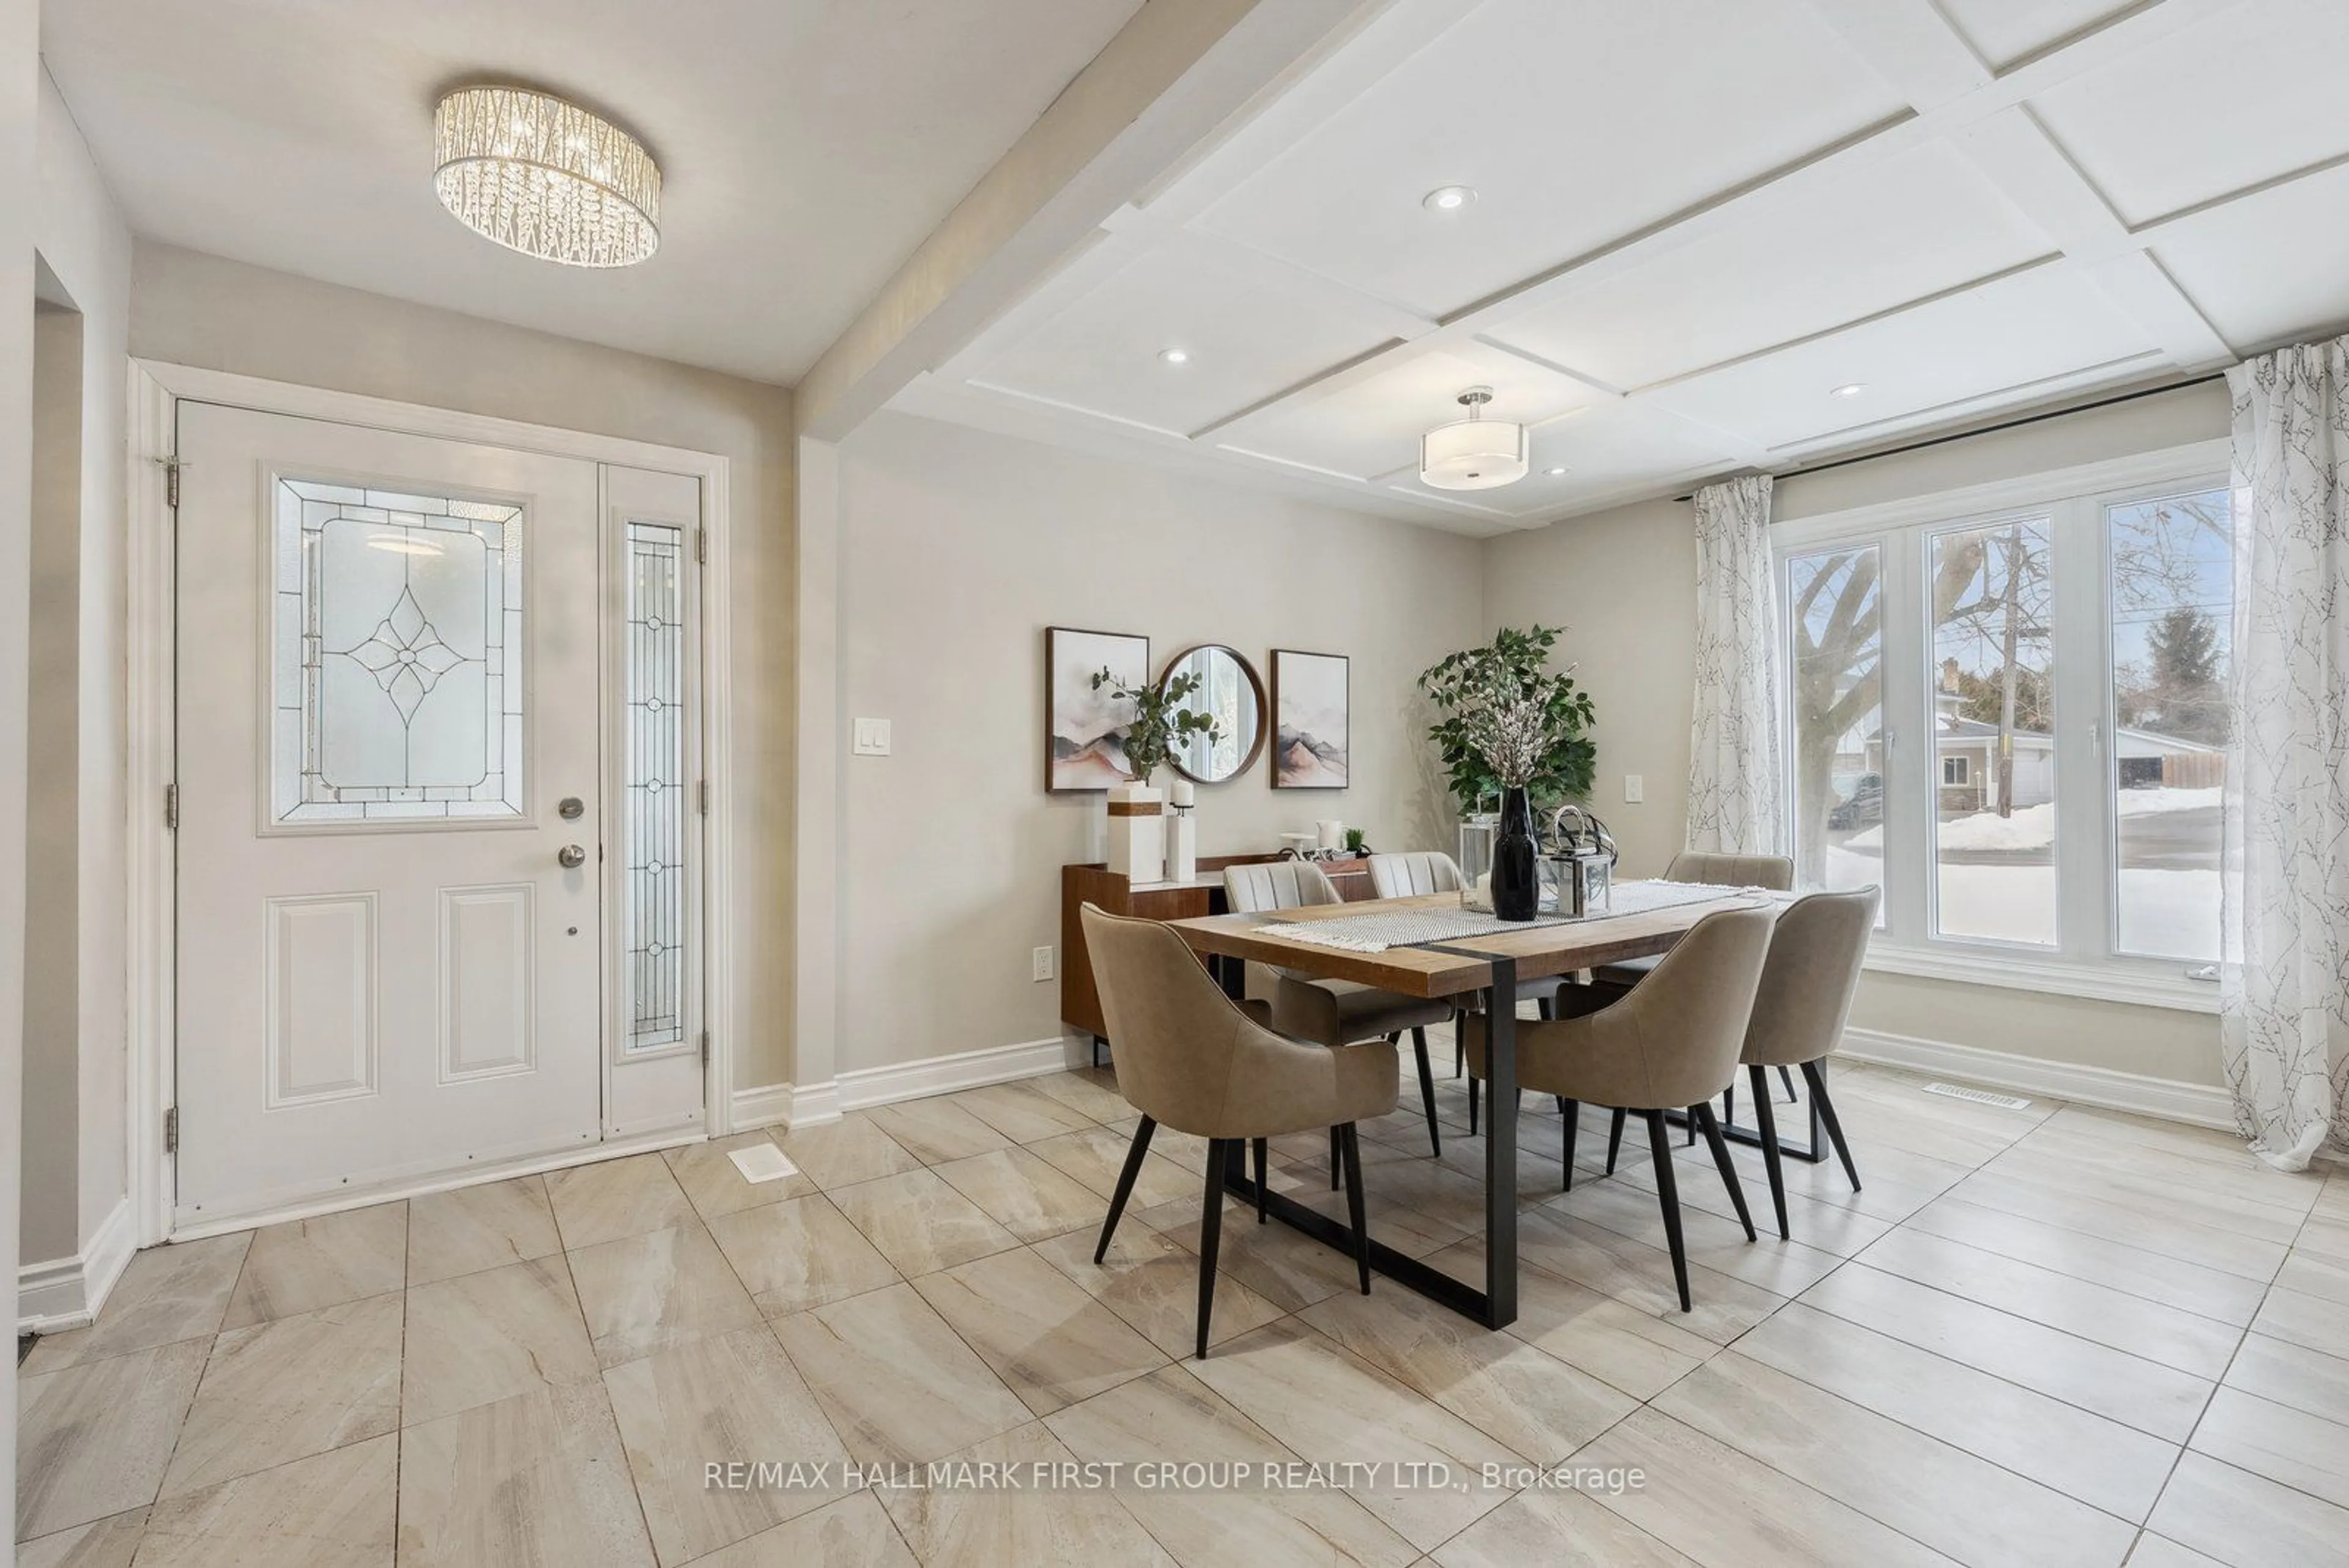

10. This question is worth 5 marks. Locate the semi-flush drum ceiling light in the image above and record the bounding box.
[434,86,661,267]
[1420,387,1528,490]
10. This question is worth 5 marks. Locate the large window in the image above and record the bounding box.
[1786,544,1883,912]
[1778,454,2230,995]
[1928,516,2055,946]
[2107,488,2231,962]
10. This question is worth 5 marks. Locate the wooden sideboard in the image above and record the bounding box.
[1060,853,1380,1054]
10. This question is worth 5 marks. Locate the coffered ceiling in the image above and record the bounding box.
[896,0,2349,535]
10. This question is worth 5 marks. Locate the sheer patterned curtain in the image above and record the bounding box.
[1686,475,1784,856]
[2223,335,2349,1169]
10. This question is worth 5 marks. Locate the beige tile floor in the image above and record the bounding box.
[16,1050,2349,1567]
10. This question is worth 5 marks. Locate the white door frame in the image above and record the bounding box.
[127,359,739,1245]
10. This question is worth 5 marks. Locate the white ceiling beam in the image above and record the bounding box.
[793,0,1389,440]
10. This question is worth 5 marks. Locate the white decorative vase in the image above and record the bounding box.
[1106,782,1165,883]
[1165,808,1197,883]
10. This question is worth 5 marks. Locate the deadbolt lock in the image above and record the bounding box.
[558,796,585,820]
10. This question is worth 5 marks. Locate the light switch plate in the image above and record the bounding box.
[852,718,891,756]
[1624,773,1645,803]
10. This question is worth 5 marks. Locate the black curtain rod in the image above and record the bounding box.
[1669,373,2227,502]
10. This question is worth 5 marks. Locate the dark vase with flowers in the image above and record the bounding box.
[1491,785,1539,921]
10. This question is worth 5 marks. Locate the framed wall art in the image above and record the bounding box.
[1045,626,1149,792]
[1271,648,1348,789]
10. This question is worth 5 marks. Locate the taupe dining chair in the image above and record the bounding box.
[1461,904,1775,1312]
[1224,862,1450,1159]
[1572,850,1797,1140]
[1721,887,1877,1238]
[1364,850,1565,1109]
[1082,904,1394,1355]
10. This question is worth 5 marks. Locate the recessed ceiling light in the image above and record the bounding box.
[1830,382,1866,398]
[1543,466,1570,477]
[1422,185,1476,213]
[1158,347,1190,365]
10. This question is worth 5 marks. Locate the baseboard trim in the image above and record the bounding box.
[1840,1027,2236,1131]
[837,1035,1084,1113]
[733,1086,826,1133]
[168,1128,703,1243]
[18,1197,136,1334]
[733,1035,1085,1133]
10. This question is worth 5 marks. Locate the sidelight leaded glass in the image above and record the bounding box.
[622,521,686,1050]
[272,477,525,823]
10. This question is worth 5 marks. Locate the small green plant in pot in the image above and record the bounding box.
[1092,665,1222,786]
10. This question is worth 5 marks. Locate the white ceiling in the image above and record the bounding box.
[900,0,2349,535]
[40,0,1144,383]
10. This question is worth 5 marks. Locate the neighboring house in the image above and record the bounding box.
[2115,725,2226,789]
[1863,678,2055,814]
[1927,717,2055,814]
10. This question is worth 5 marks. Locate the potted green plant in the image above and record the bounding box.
[1419,626,1594,920]
[1090,665,1222,786]
[1417,625,1597,814]
[1091,665,1222,882]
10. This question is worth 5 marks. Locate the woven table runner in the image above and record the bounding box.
[1259,879,1753,954]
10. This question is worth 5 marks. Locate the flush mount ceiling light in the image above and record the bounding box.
[1158,347,1191,365]
[434,86,661,267]
[1830,382,1867,398]
[1420,387,1528,491]
[1544,466,1570,477]
[1422,184,1477,213]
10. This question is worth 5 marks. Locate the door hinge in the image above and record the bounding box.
[698,779,710,816]
[699,1031,710,1065]
[165,460,181,510]
[696,527,707,565]
[165,1106,179,1154]
[165,782,179,831]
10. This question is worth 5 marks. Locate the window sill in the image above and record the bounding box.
[1862,943,2221,1014]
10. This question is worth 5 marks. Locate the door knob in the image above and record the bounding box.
[558,844,587,869]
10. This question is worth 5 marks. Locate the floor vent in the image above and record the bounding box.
[728,1143,801,1184]
[1924,1081,2032,1111]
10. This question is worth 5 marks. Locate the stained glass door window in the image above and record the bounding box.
[272,477,525,823]
[621,521,686,1052]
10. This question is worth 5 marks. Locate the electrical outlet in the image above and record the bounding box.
[1031,946,1055,983]
[852,718,891,756]
[1624,773,1645,804]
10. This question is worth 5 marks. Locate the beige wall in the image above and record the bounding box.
[834,411,1483,1071]
[20,67,135,1282]
[24,302,82,1264]
[128,243,801,1090]
[1482,496,1696,880]
[2,0,41,1529]
[1484,384,2232,1089]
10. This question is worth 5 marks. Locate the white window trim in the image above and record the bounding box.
[1774,439,2230,1016]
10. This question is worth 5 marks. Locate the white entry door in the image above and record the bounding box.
[173,401,653,1222]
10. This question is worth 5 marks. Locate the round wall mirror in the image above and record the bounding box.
[1162,644,1266,784]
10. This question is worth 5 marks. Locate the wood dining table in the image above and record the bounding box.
[1168,886,1773,1332]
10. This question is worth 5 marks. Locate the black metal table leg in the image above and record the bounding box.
[1206,949,1521,1331]
[1480,962,1519,1329]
